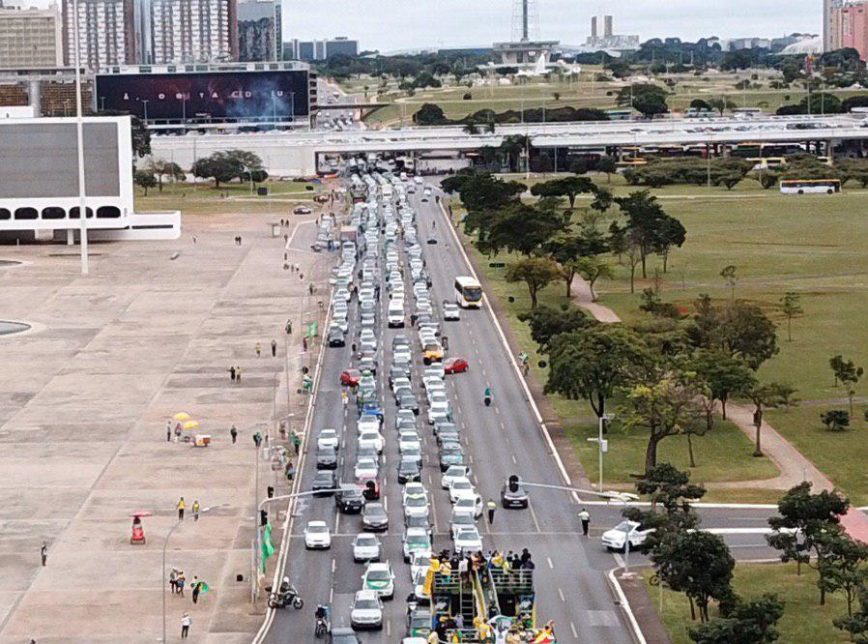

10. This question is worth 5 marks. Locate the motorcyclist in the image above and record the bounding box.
[484,386,492,406]
[315,604,331,634]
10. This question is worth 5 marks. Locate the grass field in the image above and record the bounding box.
[453,205,781,496]
[645,563,851,644]
[134,180,324,215]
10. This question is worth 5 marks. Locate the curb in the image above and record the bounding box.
[607,568,647,644]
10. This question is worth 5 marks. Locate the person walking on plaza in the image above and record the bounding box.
[176,570,186,596]
[169,568,178,594]
[253,432,263,448]
[40,542,47,566]
[230,425,238,444]
[174,424,182,443]
[166,420,172,442]
[271,339,277,357]
[190,576,200,603]
[229,365,236,381]
[180,612,191,639]
[578,508,590,537]
[177,497,185,521]
[255,342,262,357]
[235,367,242,383]
[486,498,497,525]
[291,432,301,456]
[192,500,200,521]
[285,319,293,335]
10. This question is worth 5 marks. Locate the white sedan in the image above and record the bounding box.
[453,526,483,555]
[453,494,484,519]
[352,533,381,563]
[304,521,331,550]
[354,458,379,481]
[442,466,472,490]
[601,520,654,552]
[443,302,461,321]
[358,430,384,454]
[316,428,339,451]
[448,477,476,503]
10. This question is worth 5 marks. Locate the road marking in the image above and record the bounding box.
[329,587,334,603]
[612,553,625,567]
[331,558,336,573]
[546,556,553,569]
[511,454,517,464]
[570,622,578,639]
[383,496,388,512]
[558,587,566,602]
[468,454,474,464]
[386,620,391,638]
[528,501,542,533]
[499,421,505,430]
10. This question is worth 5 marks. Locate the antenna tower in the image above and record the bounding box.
[511,0,540,42]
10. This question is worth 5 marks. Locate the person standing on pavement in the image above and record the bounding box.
[180,612,191,639]
[291,432,301,456]
[271,339,277,357]
[174,423,182,443]
[235,367,242,383]
[255,342,262,357]
[192,500,200,521]
[191,576,200,604]
[229,365,236,381]
[578,508,590,536]
[253,432,262,448]
[230,425,238,444]
[40,542,47,566]
[177,497,185,521]
[166,420,172,442]
[486,498,497,525]
[285,319,293,335]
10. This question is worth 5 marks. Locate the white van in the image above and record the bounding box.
[387,299,405,328]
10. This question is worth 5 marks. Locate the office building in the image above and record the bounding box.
[584,15,639,51]
[237,0,280,61]
[150,0,238,64]
[830,0,868,59]
[0,4,64,67]
[287,36,357,61]
[62,0,138,69]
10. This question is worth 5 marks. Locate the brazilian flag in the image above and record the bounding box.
[305,321,318,339]
[261,524,275,572]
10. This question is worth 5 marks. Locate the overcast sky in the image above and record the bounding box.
[284,0,820,51]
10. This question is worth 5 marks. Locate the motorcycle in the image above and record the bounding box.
[484,396,491,407]
[314,616,330,638]
[266,583,304,610]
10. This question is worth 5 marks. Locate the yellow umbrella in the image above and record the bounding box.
[182,420,200,430]
[173,412,191,421]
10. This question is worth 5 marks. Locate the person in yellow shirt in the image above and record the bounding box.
[177,497,185,521]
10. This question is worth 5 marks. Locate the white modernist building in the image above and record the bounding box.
[0,115,180,240]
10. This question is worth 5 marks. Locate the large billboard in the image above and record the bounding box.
[95,70,310,121]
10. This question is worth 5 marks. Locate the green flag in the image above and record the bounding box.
[261,524,275,571]
[305,321,318,338]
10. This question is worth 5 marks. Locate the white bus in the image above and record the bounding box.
[454,276,483,309]
[779,179,842,195]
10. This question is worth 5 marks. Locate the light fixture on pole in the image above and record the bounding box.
[71,0,88,275]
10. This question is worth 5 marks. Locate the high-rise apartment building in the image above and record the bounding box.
[287,36,357,61]
[150,0,238,64]
[584,15,639,51]
[829,0,868,60]
[62,0,137,69]
[0,3,64,67]
[603,15,613,38]
[237,0,280,61]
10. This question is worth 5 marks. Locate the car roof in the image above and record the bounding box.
[366,561,390,571]
[307,520,328,528]
[355,589,379,600]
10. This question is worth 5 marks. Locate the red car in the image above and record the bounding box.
[443,357,469,374]
[340,368,361,387]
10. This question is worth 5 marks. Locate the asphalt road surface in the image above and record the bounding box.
[266,180,782,644]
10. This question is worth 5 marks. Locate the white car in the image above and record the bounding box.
[335,287,351,302]
[316,428,339,451]
[354,458,379,481]
[350,589,383,630]
[352,533,381,563]
[398,433,422,453]
[403,482,427,499]
[427,400,451,425]
[402,527,432,563]
[443,303,461,321]
[409,551,431,580]
[412,567,430,601]
[357,415,380,435]
[442,465,472,490]
[358,430,384,454]
[361,561,396,599]
[403,494,430,519]
[453,526,483,555]
[454,494,484,519]
[601,520,654,552]
[304,521,331,550]
[448,477,475,503]
[450,510,477,540]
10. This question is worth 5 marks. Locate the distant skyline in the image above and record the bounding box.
[283,0,820,51]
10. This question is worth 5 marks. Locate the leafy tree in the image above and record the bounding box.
[834,584,868,642]
[654,530,735,622]
[98,110,151,158]
[530,176,598,208]
[569,157,588,175]
[747,382,787,456]
[624,370,711,473]
[689,594,785,643]
[692,350,757,420]
[148,158,186,192]
[656,215,687,272]
[818,532,868,617]
[518,305,590,351]
[482,202,563,256]
[821,409,851,432]
[134,169,157,196]
[707,97,737,115]
[575,256,614,302]
[719,302,779,370]
[544,222,609,297]
[720,265,738,300]
[504,257,561,308]
[689,98,712,112]
[767,482,850,602]
[545,325,650,427]
[499,134,531,173]
[779,292,803,341]
[413,102,447,125]
[615,190,686,278]
[617,83,670,118]
[635,462,707,512]
[191,149,263,188]
[597,156,619,183]
[829,355,863,417]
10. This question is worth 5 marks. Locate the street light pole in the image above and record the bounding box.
[142,99,149,122]
[71,0,88,275]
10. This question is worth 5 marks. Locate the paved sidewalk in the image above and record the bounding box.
[0,209,332,643]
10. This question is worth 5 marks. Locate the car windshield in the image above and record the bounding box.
[367,569,390,581]
[614,521,635,533]
[409,535,430,548]
[357,536,377,547]
[407,496,426,506]
[354,599,379,610]
[453,480,471,490]
[366,504,385,516]
[308,525,328,533]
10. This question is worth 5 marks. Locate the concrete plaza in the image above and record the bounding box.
[0,207,333,643]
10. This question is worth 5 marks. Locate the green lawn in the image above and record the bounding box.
[453,207,780,495]
[645,563,851,644]
[135,179,324,215]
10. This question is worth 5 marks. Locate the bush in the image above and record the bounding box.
[821,410,850,431]
[462,92,472,100]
